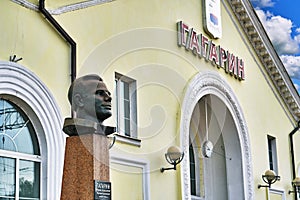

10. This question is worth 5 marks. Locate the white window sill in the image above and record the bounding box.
[191,195,203,200]
[114,134,141,147]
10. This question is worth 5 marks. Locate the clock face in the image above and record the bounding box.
[202,140,213,158]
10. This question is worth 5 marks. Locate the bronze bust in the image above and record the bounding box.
[63,74,115,136]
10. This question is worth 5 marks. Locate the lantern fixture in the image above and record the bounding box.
[160,146,184,173]
[258,170,280,189]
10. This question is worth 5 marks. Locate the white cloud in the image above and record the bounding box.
[280,55,300,79]
[251,0,275,8]
[294,83,300,91]
[295,28,300,44]
[255,9,300,55]
[251,1,300,93]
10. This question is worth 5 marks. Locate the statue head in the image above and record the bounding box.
[68,74,112,124]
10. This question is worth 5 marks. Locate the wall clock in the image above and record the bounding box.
[202,140,214,158]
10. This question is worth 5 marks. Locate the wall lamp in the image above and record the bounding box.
[160,146,184,173]
[258,170,280,189]
[289,177,300,197]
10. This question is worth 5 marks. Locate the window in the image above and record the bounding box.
[189,143,196,196]
[115,72,137,138]
[0,62,65,199]
[0,98,41,200]
[267,135,278,173]
[189,139,204,200]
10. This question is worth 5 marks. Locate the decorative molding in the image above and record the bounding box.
[180,71,253,200]
[11,0,115,15]
[269,188,286,200]
[227,0,300,121]
[0,61,65,200]
[11,0,38,11]
[110,154,150,200]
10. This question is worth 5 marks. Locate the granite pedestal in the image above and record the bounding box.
[60,118,114,200]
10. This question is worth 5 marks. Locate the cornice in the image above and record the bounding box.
[11,0,114,14]
[11,0,38,11]
[227,0,300,121]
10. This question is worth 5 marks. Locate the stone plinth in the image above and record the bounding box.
[60,133,109,200]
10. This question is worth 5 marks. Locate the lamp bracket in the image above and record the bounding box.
[160,165,176,173]
[258,184,270,189]
[160,151,184,173]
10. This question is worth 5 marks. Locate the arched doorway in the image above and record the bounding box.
[180,72,253,200]
[189,94,244,199]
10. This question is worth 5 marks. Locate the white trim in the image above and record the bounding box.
[268,188,286,200]
[115,73,138,139]
[191,195,204,200]
[11,0,38,11]
[50,0,115,15]
[0,149,41,162]
[180,71,253,200]
[15,158,20,200]
[267,135,278,174]
[11,0,115,15]
[114,134,141,147]
[110,154,150,200]
[0,61,65,200]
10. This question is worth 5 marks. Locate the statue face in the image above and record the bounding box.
[82,79,112,122]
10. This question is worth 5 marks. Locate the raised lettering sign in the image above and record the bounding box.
[177,21,245,80]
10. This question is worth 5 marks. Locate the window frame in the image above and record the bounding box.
[189,140,204,200]
[110,154,150,200]
[267,135,278,174]
[0,98,42,199]
[268,188,286,200]
[0,151,42,199]
[115,72,138,139]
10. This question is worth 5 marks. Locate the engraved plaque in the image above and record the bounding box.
[94,180,111,200]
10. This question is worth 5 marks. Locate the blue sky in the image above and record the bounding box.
[250,0,300,93]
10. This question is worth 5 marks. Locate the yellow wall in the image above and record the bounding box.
[1,0,298,199]
[0,1,71,116]
[110,163,143,199]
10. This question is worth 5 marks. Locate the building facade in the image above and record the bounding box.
[1,0,300,199]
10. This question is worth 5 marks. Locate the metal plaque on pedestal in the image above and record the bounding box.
[94,180,111,200]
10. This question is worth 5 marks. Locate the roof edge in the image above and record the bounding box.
[228,0,300,121]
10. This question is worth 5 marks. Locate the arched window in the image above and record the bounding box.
[0,61,65,199]
[0,98,41,199]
